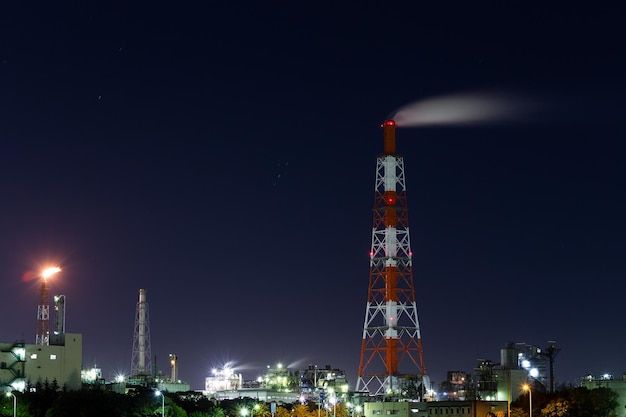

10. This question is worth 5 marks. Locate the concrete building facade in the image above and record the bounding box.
[1,333,82,391]
[363,400,507,417]
[581,374,626,417]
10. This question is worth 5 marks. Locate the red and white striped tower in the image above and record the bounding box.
[36,267,61,345]
[356,120,427,396]
[35,277,51,346]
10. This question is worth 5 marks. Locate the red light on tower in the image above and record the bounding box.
[383,191,396,206]
[382,119,396,155]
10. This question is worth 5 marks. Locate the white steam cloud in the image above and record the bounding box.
[390,90,545,127]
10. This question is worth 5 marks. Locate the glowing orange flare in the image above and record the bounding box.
[42,267,61,279]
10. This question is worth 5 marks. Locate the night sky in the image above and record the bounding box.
[1,2,624,391]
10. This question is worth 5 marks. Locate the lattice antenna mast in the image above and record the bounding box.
[356,120,426,396]
[131,288,152,377]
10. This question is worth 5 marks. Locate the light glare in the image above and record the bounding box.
[42,267,61,279]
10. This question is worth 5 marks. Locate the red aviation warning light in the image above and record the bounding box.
[356,120,427,398]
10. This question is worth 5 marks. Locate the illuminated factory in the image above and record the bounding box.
[2,120,620,417]
[1,278,191,394]
[0,267,82,392]
[204,363,349,404]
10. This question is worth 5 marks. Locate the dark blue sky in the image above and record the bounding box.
[1,1,624,391]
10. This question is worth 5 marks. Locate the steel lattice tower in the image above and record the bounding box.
[36,267,62,345]
[356,120,426,396]
[36,277,51,346]
[131,288,152,377]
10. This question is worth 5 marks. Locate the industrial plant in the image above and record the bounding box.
[2,122,625,417]
[0,267,82,392]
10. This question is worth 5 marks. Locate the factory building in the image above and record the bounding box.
[1,334,82,391]
[581,373,626,417]
[363,400,507,417]
[1,268,83,392]
[204,364,348,404]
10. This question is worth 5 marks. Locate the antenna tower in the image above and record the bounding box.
[356,120,427,397]
[131,288,152,377]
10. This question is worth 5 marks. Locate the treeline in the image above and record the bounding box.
[0,384,619,417]
[0,384,348,417]
[510,386,618,417]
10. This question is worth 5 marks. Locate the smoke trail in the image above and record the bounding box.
[390,90,543,127]
[389,87,625,128]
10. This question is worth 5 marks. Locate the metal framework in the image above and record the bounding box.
[36,279,50,346]
[131,288,152,377]
[356,120,426,396]
[50,294,66,345]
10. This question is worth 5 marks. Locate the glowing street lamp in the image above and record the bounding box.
[522,384,532,417]
[155,390,165,417]
[329,392,337,417]
[6,392,16,417]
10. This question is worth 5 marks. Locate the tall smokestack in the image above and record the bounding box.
[356,120,427,397]
[131,289,152,377]
[383,120,396,155]
[170,353,178,382]
[50,294,66,345]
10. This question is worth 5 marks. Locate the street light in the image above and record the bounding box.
[522,384,532,417]
[6,392,16,417]
[155,390,165,417]
[329,394,337,417]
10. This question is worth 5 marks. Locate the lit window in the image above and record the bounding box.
[30,354,38,359]
[50,354,57,360]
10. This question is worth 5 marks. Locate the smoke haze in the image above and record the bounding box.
[389,87,623,128]
[390,90,544,127]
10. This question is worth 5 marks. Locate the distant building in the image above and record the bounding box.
[581,373,626,417]
[205,366,243,394]
[492,369,530,403]
[363,400,507,417]
[204,363,348,404]
[439,371,472,401]
[81,364,104,384]
[427,401,507,417]
[1,333,82,392]
[156,380,191,393]
[364,400,427,417]
[214,387,300,403]
[473,342,553,403]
